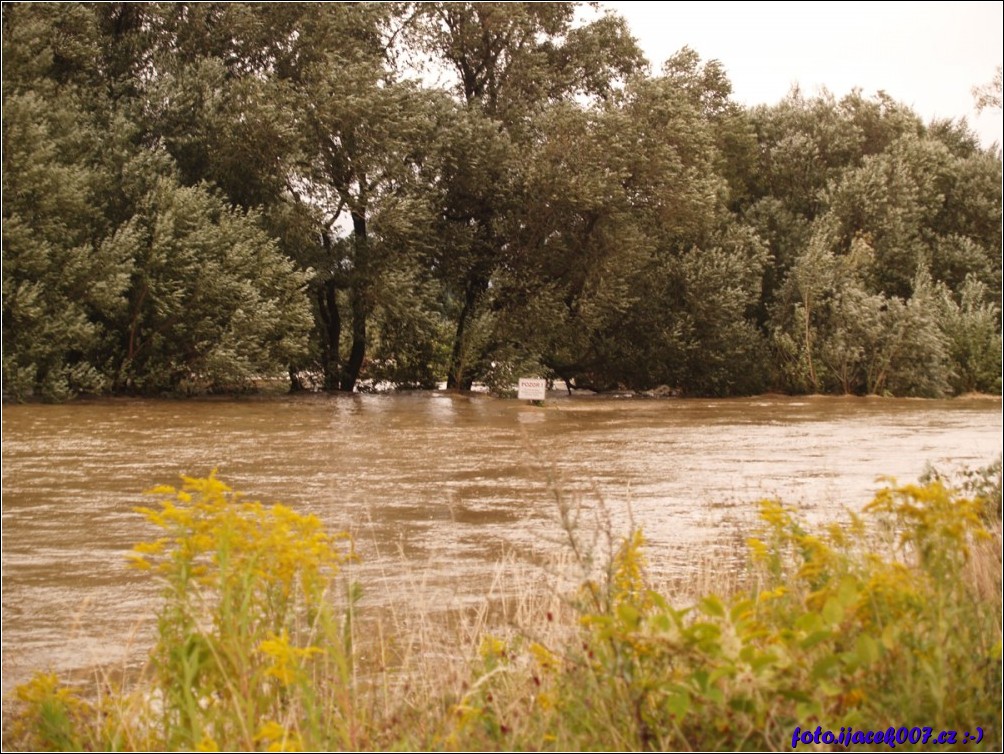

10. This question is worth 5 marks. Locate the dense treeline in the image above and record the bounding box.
[3,3,1001,400]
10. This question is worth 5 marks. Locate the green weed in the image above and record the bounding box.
[6,473,1001,751]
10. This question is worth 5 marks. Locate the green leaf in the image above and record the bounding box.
[730,598,755,623]
[692,669,709,692]
[729,695,755,713]
[781,689,812,704]
[687,622,722,644]
[836,576,860,608]
[811,654,839,680]
[854,634,880,666]
[700,595,726,618]
[617,602,641,628]
[818,681,841,697]
[749,652,778,673]
[796,700,821,720]
[821,596,844,625]
[709,666,735,685]
[652,613,671,632]
[666,690,690,719]
[881,623,899,650]
[800,629,833,650]
[795,612,822,633]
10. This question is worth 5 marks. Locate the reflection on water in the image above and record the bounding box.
[2,393,1001,695]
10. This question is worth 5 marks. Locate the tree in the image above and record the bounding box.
[2,3,313,399]
[937,276,1003,394]
[410,2,645,389]
[103,177,312,393]
[2,87,128,399]
[972,65,1002,113]
[742,90,927,320]
[485,51,768,395]
[770,231,842,393]
[6,3,998,400]
[772,227,956,396]
[297,59,444,391]
[132,3,448,393]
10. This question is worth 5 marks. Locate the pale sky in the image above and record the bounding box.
[604,1,1003,149]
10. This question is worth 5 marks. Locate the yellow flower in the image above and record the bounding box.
[529,641,558,672]
[194,734,220,752]
[255,720,303,751]
[258,631,322,687]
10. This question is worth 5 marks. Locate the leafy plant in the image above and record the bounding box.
[457,479,1002,750]
[8,474,1000,751]
[9,474,358,751]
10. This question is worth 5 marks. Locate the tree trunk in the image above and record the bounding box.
[340,289,367,391]
[446,204,497,391]
[317,278,341,390]
[446,277,485,390]
[802,294,818,392]
[339,209,368,392]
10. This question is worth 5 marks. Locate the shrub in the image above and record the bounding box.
[8,475,1001,751]
[454,481,1002,750]
[9,473,358,751]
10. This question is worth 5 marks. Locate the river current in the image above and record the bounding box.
[2,393,1000,697]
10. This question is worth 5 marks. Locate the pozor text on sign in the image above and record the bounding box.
[517,378,547,401]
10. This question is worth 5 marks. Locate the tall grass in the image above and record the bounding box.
[6,466,1001,751]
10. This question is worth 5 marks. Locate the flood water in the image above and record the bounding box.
[2,393,1001,697]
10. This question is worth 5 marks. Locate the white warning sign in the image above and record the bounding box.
[517,377,547,401]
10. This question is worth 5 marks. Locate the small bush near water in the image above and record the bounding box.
[6,467,1001,751]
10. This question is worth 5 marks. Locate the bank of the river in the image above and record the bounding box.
[2,393,1001,703]
[5,466,1000,751]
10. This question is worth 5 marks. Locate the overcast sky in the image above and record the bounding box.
[603,1,1002,149]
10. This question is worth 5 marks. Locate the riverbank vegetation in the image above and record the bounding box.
[3,3,1001,401]
[6,463,1001,751]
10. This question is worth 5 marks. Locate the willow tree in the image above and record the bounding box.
[410,2,646,388]
[135,3,450,392]
[2,3,312,398]
[290,6,447,391]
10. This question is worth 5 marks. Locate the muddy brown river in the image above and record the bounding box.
[2,393,1001,697]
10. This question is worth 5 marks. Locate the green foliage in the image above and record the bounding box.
[756,91,1000,397]
[413,2,647,389]
[457,481,1001,751]
[7,674,90,752]
[132,474,356,750]
[937,277,1003,394]
[410,3,646,121]
[2,3,313,400]
[972,65,1002,113]
[487,55,770,395]
[10,474,359,751]
[3,5,999,398]
[7,474,1001,751]
[365,263,454,390]
[2,40,132,399]
[922,455,1003,524]
[770,226,972,397]
[481,347,550,399]
[107,179,313,393]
